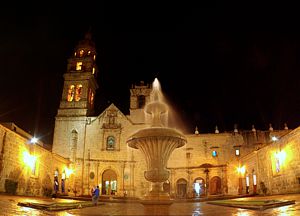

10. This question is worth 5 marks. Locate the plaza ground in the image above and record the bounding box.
[0,193,299,215]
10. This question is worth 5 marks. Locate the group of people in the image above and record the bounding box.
[91,185,100,206]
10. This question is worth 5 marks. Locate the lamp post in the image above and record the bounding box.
[30,137,38,144]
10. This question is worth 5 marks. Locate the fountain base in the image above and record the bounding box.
[140,182,174,205]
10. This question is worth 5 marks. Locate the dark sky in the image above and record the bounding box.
[1,6,300,144]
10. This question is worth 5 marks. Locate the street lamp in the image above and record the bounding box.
[237,165,245,194]
[30,137,38,144]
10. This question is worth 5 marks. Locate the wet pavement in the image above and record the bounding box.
[0,194,299,215]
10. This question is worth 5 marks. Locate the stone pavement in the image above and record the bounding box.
[0,194,299,215]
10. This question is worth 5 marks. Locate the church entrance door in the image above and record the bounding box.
[193,177,205,197]
[209,176,222,195]
[102,169,117,195]
[176,178,187,198]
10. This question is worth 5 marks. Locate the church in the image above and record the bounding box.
[0,33,299,198]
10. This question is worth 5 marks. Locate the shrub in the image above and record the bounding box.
[4,179,18,195]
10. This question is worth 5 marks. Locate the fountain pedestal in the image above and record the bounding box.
[127,78,186,205]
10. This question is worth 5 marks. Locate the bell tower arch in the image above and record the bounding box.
[53,31,99,159]
[128,81,151,123]
[57,31,99,117]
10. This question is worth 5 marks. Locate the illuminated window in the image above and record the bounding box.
[93,55,96,61]
[212,151,217,157]
[91,92,94,105]
[79,49,84,57]
[88,50,91,55]
[89,89,94,105]
[92,67,95,74]
[67,85,75,101]
[31,160,37,175]
[275,157,280,172]
[76,62,82,71]
[75,84,82,101]
[235,149,240,156]
[274,151,286,173]
[107,136,115,150]
[74,52,77,57]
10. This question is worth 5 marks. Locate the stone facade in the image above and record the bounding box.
[3,33,298,199]
[51,33,300,199]
[0,123,70,196]
[239,128,300,195]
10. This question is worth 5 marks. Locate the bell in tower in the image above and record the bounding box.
[128,81,152,123]
[57,31,99,117]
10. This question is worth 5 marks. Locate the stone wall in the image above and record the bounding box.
[0,124,70,197]
[240,127,300,195]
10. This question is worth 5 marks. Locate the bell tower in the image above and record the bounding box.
[128,81,152,123]
[53,32,99,161]
[57,32,99,117]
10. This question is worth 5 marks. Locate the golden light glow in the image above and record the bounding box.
[237,166,246,175]
[75,84,82,101]
[64,167,74,178]
[23,151,37,170]
[275,150,287,165]
[67,85,75,102]
[76,62,82,71]
[79,49,84,57]
[92,67,95,74]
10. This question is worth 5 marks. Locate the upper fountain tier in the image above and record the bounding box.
[145,78,168,127]
[127,78,186,149]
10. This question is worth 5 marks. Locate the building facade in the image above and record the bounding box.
[51,33,300,198]
[0,123,71,196]
[1,33,299,198]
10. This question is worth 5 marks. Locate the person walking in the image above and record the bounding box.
[92,185,100,206]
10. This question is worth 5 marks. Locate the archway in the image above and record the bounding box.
[102,169,117,195]
[193,177,205,197]
[209,176,222,195]
[176,178,187,198]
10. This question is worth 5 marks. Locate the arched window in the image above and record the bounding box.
[106,136,115,150]
[92,67,95,74]
[79,49,84,57]
[75,84,82,101]
[138,95,145,108]
[93,55,96,61]
[89,89,94,105]
[88,50,91,55]
[67,85,75,101]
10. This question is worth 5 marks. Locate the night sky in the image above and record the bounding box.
[1,6,300,144]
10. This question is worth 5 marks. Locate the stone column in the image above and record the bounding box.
[121,162,125,195]
[130,163,135,197]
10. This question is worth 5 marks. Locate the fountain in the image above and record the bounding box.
[127,78,186,204]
